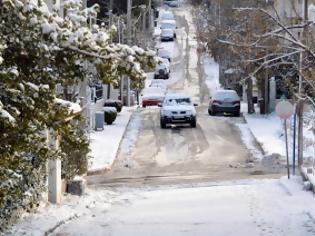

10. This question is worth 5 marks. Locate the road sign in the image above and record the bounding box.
[275,100,294,179]
[276,100,294,120]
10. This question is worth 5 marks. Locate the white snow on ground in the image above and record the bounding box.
[88,108,133,171]
[245,112,285,157]
[6,189,116,236]
[119,111,142,156]
[304,109,315,160]
[202,54,220,96]
[8,177,315,236]
[235,123,264,161]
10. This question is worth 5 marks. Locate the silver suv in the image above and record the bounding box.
[159,94,197,128]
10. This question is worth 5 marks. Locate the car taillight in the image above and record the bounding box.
[213,100,222,104]
[233,101,240,105]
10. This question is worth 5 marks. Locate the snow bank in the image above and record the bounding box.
[6,189,115,236]
[244,112,285,157]
[88,108,133,172]
[235,123,264,160]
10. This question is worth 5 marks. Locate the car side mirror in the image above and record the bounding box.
[158,103,162,107]
[194,103,198,107]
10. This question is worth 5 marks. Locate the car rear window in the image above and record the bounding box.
[213,91,239,100]
[165,97,192,106]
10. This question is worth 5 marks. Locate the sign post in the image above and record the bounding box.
[276,100,294,179]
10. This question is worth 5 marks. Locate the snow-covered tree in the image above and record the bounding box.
[0,0,156,224]
[194,0,315,113]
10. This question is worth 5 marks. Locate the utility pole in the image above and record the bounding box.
[148,0,152,33]
[141,5,147,47]
[126,0,132,106]
[107,0,113,100]
[298,0,308,168]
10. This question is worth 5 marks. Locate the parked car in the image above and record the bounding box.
[157,48,171,62]
[150,79,166,86]
[141,87,166,108]
[208,89,241,116]
[159,94,197,128]
[150,82,167,92]
[161,29,176,41]
[154,59,170,80]
[168,1,179,7]
[161,11,175,21]
[160,20,176,31]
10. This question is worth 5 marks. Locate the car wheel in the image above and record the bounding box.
[160,119,166,128]
[143,105,146,108]
[235,111,240,117]
[208,109,212,116]
[191,117,196,128]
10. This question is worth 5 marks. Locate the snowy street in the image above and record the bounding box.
[5,2,315,236]
[8,177,315,236]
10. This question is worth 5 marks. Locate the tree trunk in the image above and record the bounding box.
[247,78,255,114]
[264,76,269,114]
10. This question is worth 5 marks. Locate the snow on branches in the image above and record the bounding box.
[0,0,156,219]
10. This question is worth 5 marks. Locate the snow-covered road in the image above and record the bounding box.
[8,177,315,236]
[6,2,314,236]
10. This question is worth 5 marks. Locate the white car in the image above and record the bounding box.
[157,49,171,62]
[160,20,176,30]
[150,79,166,88]
[161,29,176,41]
[159,94,197,128]
[150,80,167,91]
[154,58,170,79]
[168,1,179,7]
[141,87,166,108]
[161,11,175,21]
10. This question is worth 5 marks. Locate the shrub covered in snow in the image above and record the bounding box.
[0,0,157,231]
[104,107,118,125]
[104,100,123,112]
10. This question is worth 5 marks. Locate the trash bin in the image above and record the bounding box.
[95,111,104,131]
[258,98,265,114]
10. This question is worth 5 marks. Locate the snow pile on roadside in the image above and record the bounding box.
[88,108,133,172]
[303,110,315,160]
[120,111,142,156]
[202,54,221,96]
[235,123,264,161]
[6,189,115,236]
[244,112,285,157]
